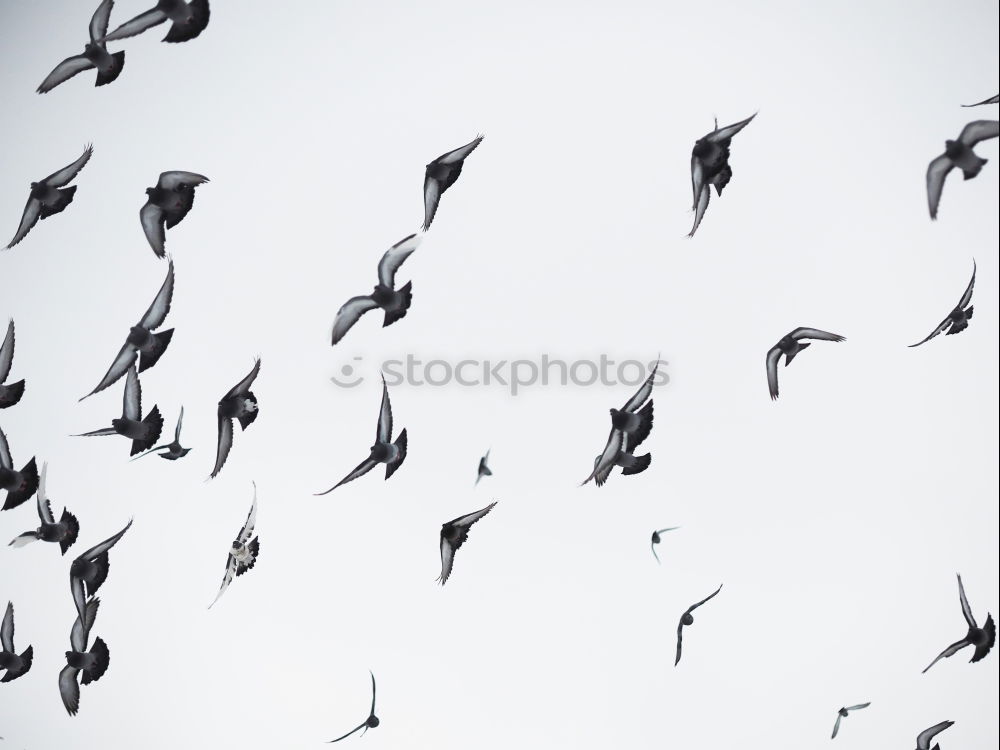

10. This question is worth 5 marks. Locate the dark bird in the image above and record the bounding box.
[0,320,25,409]
[315,377,407,494]
[437,501,497,586]
[923,573,995,673]
[36,0,125,94]
[423,135,484,230]
[0,602,33,684]
[131,406,190,461]
[328,671,379,743]
[765,327,846,401]
[6,145,92,249]
[101,0,210,44]
[210,358,260,480]
[914,721,954,750]
[209,483,259,608]
[475,449,492,486]
[58,596,109,717]
[675,584,723,666]
[75,365,163,456]
[140,172,209,257]
[0,425,39,511]
[8,462,79,554]
[962,94,999,107]
[909,261,976,347]
[650,526,680,564]
[927,120,999,219]
[80,258,175,400]
[68,519,132,627]
[330,234,421,346]
[688,113,756,237]
[831,703,870,739]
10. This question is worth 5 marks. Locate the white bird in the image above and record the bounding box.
[209,483,260,609]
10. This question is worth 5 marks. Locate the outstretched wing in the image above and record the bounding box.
[376,377,393,444]
[581,429,622,486]
[327,722,367,744]
[223,358,261,399]
[70,597,100,653]
[955,261,976,310]
[368,671,377,715]
[59,665,82,716]
[0,320,14,383]
[422,175,441,231]
[674,616,685,665]
[138,258,175,329]
[916,721,954,750]
[174,406,184,442]
[790,328,845,342]
[687,583,724,613]
[43,144,93,187]
[208,555,238,609]
[621,361,658,411]
[962,94,1000,107]
[921,639,969,673]
[238,483,258,544]
[958,119,1000,147]
[1,602,13,653]
[210,416,233,480]
[36,55,95,94]
[37,462,55,524]
[331,296,378,345]
[448,501,498,530]
[831,713,841,739]
[7,196,43,249]
[687,182,710,237]
[157,171,209,191]
[77,519,133,561]
[81,342,137,400]
[101,7,167,42]
[315,458,378,495]
[957,574,977,628]
[122,365,142,421]
[0,425,11,470]
[90,0,115,41]
[433,134,485,166]
[846,703,870,711]
[140,202,166,258]
[377,234,421,289]
[926,154,954,220]
[908,316,952,348]
[707,113,757,143]
[765,346,781,400]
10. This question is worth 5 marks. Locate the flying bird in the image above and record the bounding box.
[831,703,870,739]
[0,602,33,684]
[909,262,976,347]
[6,145,92,249]
[140,172,209,257]
[75,366,163,456]
[0,320,25,409]
[58,596,109,717]
[36,0,125,94]
[210,358,260,479]
[0,425,39,511]
[650,527,680,564]
[588,432,651,487]
[8,462,79,554]
[423,135,484,230]
[328,671,379,743]
[675,584,723,666]
[475,449,492,486]
[914,721,954,750]
[765,327,846,400]
[131,407,190,461]
[209,483,259,609]
[437,501,497,586]
[69,519,132,626]
[922,573,995,673]
[101,0,210,44]
[962,94,999,107]
[330,234,421,346]
[316,377,407,494]
[80,258,175,400]
[927,120,999,219]
[688,113,756,237]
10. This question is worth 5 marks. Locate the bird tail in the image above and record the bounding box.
[713,164,733,196]
[2,457,39,511]
[784,342,810,366]
[60,510,80,556]
[0,379,25,408]
[385,429,408,480]
[130,407,164,456]
[971,614,995,663]
[622,453,651,476]
[0,645,33,683]
[383,282,413,328]
[95,51,125,86]
[138,329,174,372]
[236,537,260,577]
[81,638,110,685]
[961,157,987,180]
[89,552,111,596]
[966,306,974,321]
[237,393,259,430]
[39,187,77,219]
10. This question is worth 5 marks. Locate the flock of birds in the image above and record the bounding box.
[0,1,997,746]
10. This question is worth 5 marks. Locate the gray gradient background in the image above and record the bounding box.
[1,1,998,748]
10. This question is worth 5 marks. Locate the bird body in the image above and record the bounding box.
[423,136,484,230]
[68,520,132,627]
[923,574,995,673]
[59,596,109,716]
[927,120,999,219]
[6,145,93,249]
[102,0,210,44]
[132,407,190,460]
[909,262,976,346]
[209,484,259,608]
[688,114,756,236]
[0,425,39,511]
[650,527,680,564]
[140,172,209,257]
[76,366,163,456]
[211,359,260,479]
[0,602,33,683]
[675,584,723,665]
[765,327,845,400]
[915,721,954,750]
[36,0,124,94]
[328,672,379,743]
[437,501,497,585]
[831,702,870,739]
[475,450,492,486]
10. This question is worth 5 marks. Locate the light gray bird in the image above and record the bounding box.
[210,358,260,480]
[330,234,422,346]
[927,120,999,219]
[831,703,870,739]
[0,425,39,512]
[68,519,132,627]
[208,483,259,609]
[909,262,976,347]
[0,602,33,684]
[962,94,999,107]
[131,407,190,461]
[0,320,26,409]
[75,366,163,457]
[101,0,210,44]
[766,328,846,401]
[437,501,497,586]
[58,596,109,717]
[6,145,92,249]
[689,113,756,237]
[328,672,379,743]
[922,574,995,673]
[675,584,723,666]
[315,377,407,494]
[8,462,79,554]
[914,721,953,750]
[423,135,484,230]
[80,258,175,400]
[140,172,209,257]
[650,527,680,564]
[476,450,492,486]
[36,0,125,94]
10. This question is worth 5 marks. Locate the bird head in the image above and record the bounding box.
[682,613,694,626]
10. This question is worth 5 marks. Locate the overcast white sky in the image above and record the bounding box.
[1,1,998,748]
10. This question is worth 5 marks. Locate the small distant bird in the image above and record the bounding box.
[80,258,175,399]
[75,366,163,456]
[688,113,756,237]
[423,135,484,231]
[6,145,92,249]
[328,671,379,743]
[0,320,25,409]
[476,450,492,486]
[962,94,999,107]
[650,526,680,564]
[675,583,723,666]
[210,358,260,480]
[909,261,976,347]
[437,501,497,586]
[101,0,210,44]
[927,120,999,219]
[131,407,190,461]
[914,721,954,750]
[140,172,209,257]
[69,519,132,626]
[0,602,33,684]
[831,703,870,739]
[766,327,846,401]
[36,0,125,94]
[209,483,259,609]
[58,596,109,717]
[330,234,422,346]
[0,425,39,511]
[922,573,995,673]
[316,377,407,494]
[8,462,79,554]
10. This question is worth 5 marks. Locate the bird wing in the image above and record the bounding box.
[369,671,377,715]
[846,703,871,711]
[138,258,175,329]
[7,196,43,249]
[174,406,184,442]
[315,458,378,495]
[687,583,724,613]
[157,171,209,191]
[651,540,660,564]
[765,346,781,400]
[707,113,757,143]
[0,320,14,383]
[81,342,138,401]
[908,316,952,348]
[210,416,233,480]
[422,174,441,231]
[956,262,976,310]
[0,602,13,653]
[434,134,485,166]
[690,155,704,210]
[962,94,1000,106]
[238,483,258,544]
[140,202,166,258]
[327,722,367,744]
[674,617,685,665]
[581,429,622,486]
[77,519,133,561]
[917,721,954,750]
[376,376,393,444]
[70,597,100,653]
[957,574,977,628]
[922,639,970,673]
[926,154,954,220]
[208,555,238,608]
[90,0,115,41]
[43,144,93,187]
[59,664,82,716]
[621,361,658,411]
[0,426,12,470]
[790,327,845,342]
[377,233,421,289]
[331,296,379,345]
[437,533,456,584]
[101,7,167,42]
[36,55,95,94]
[223,358,261,399]
[831,714,842,739]
[687,182,710,237]
[449,501,498,530]
[122,365,142,421]
[958,119,1000,146]
[36,462,55,524]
